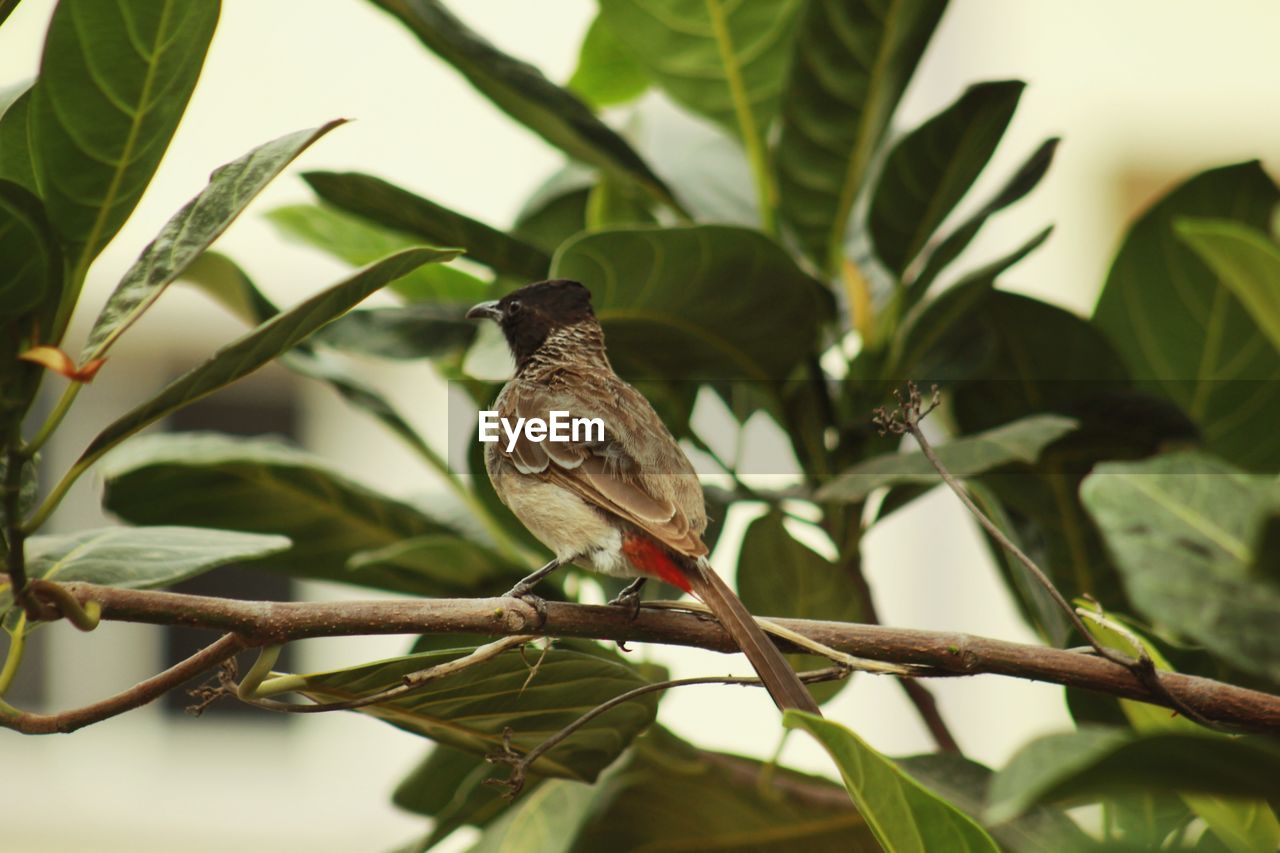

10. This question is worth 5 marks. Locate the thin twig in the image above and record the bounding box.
[0,633,245,734]
[227,635,537,714]
[486,666,851,797]
[875,382,1223,730]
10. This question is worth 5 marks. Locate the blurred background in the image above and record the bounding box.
[3,1,1279,850]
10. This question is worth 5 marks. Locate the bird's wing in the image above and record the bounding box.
[496,380,708,557]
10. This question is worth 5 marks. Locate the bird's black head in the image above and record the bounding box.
[466,279,597,366]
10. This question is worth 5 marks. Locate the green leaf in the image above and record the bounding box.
[820,414,1077,503]
[471,779,599,853]
[31,0,219,288]
[1079,602,1280,853]
[0,179,59,317]
[394,746,542,848]
[266,202,489,304]
[296,644,658,781]
[737,510,859,703]
[80,121,345,363]
[1081,451,1280,684]
[908,137,1059,299]
[511,165,593,255]
[567,15,649,109]
[2,525,289,612]
[987,728,1280,825]
[584,173,656,231]
[313,305,475,360]
[886,225,1053,379]
[0,88,35,193]
[551,225,828,382]
[369,0,675,208]
[895,753,1091,853]
[1176,218,1280,353]
[347,535,521,595]
[596,0,802,138]
[178,251,458,468]
[1093,161,1280,470]
[931,291,1142,643]
[785,711,1000,853]
[573,726,872,852]
[76,247,454,470]
[304,171,548,281]
[869,81,1025,277]
[775,1,947,270]
[101,432,519,596]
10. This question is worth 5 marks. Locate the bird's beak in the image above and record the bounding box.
[465,300,502,321]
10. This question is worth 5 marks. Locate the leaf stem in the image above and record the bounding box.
[705,0,778,236]
[0,613,28,697]
[23,380,83,459]
[22,456,90,535]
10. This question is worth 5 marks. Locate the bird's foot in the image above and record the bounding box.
[503,581,548,629]
[607,578,647,621]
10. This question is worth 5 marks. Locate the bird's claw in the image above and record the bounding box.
[503,583,548,629]
[607,585,645,621]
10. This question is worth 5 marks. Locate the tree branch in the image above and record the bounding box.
[0,632,245,734]
[0,581,1273,735]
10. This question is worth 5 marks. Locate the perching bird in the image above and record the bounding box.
[467,279,820,714]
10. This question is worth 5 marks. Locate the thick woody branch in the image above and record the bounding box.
[0,582,1272,735]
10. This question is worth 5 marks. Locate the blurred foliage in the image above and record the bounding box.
[1,1,1278,850]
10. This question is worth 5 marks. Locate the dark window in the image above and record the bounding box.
[163,375,299,717]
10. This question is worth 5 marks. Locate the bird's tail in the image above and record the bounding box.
[684,560,822,715]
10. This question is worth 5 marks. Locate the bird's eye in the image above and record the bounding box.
[506,299,523,316]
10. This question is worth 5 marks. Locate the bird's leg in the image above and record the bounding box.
[607,577,647,620]
[502,558,562,627]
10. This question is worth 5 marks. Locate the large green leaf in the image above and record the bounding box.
[596,0,801,138]
[786,711,1000,853]
[472,780,599,853]
[1081,451,1280,684]
[775,1,947,270]
[573,726,873,852]
[1080,602,1280,853]
[296,643,658,781]
[1176,218,1280,353]
[510,165,593,255]
[2,525,289,613]
[737,510,859,704]
[101,432,520,595]
[178,251,461,469]
[80,121,345,362]
[266,202,489,304]
[987,728,1280,824]
[931,291,1145,643]
[0,88,35,192]
[551,225,828,382]
[0,179,59,317]
[76,247,454,469]
[907,137,1059,299]
[313,305,475,360]
[394,745,545,849]
[1093,161,1280,470]
[819,414,1077,503]
[895,753,1091,853]
[567,15,649,109]
[869,81,1025,278]
[304,171,549,281]
[369,0,675,207]
[31,0,219,292]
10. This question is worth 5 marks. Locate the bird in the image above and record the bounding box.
[466,279,821,715]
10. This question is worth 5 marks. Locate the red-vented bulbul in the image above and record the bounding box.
[467,279,820,714]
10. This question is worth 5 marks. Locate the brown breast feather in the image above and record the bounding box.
[493,376,708,558]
